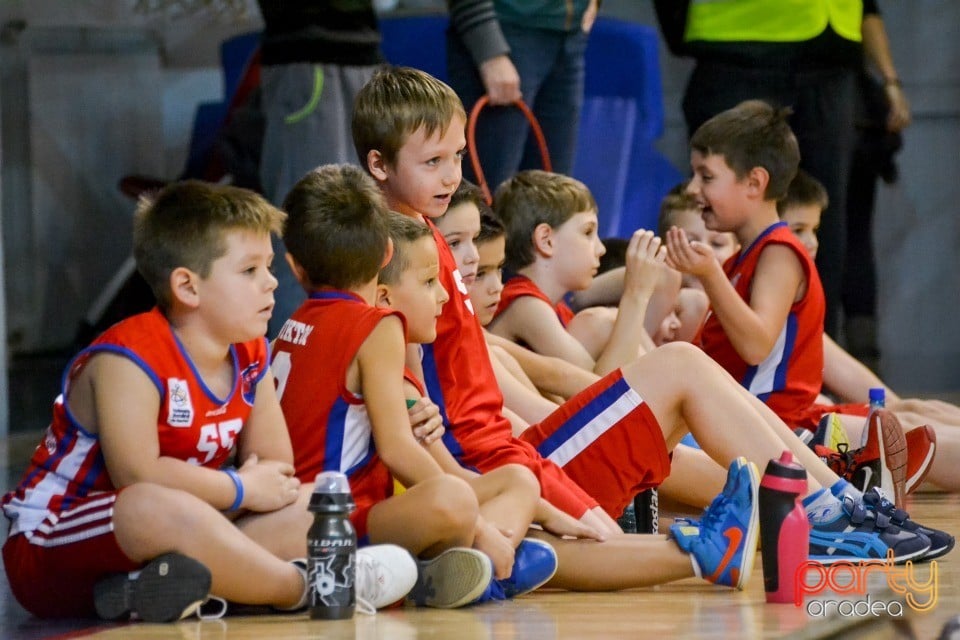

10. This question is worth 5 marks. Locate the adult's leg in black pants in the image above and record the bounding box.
[842,128,882,368]
[790,68,856,339]
[682,63,856,338]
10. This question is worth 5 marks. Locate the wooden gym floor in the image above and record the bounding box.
[3,427,959,640]
[2,357,959,638]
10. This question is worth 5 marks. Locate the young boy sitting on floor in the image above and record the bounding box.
[663,102,938,538]
[272,164,574,607]
[1,181,415,621]
[778,169,952,497]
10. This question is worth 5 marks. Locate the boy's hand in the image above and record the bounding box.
[665,227,721,279]
[236,453,301,513]
[622,229,667,300]
[408,397,445,445]
[473,516,516,579]
[535,498,606,541]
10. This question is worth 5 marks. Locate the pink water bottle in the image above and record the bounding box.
[759,451,809,604]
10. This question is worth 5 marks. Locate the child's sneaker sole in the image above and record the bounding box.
[94,553,211,622]
[405,547,492,609]
[905,425,936,495]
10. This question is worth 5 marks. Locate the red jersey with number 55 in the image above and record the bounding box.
[1,308,268,536]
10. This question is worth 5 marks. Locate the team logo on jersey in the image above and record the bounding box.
[240,361,261,406]
[167,378,194,427]
[43,426,57,455]
[452,268,474,315]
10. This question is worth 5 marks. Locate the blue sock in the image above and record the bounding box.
[803,488,844,523]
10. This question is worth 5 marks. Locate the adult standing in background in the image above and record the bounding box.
[446,0,599,192]
[654,0,873,339]
[842,5,910,366]
[256,1,384,336]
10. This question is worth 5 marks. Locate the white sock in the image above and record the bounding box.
[803,488,845,523]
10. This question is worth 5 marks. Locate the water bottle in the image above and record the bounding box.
[634,488,659,534]
[307,471,357,619]
[869,387,886,411]
[759,451,809,604]
[618,488,659,534]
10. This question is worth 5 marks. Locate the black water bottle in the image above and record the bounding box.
[307,471,357,619]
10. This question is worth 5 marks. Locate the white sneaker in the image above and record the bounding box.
[355,544,418,614]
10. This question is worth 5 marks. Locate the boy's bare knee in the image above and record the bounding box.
[643,341,707,370]
[114,483,211,552]
[497,463,540,497]
[422,475,479,533]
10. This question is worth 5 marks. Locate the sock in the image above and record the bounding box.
[803,488,845,523]
[829,478,863,501]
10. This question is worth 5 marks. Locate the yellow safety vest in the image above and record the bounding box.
[685,0,863,44]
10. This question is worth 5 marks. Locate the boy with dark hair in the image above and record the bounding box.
[274,164,562,607]
[665,100,950,552]
[1,180,412,621]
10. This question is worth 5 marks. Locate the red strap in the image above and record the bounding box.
[466,96,552,205]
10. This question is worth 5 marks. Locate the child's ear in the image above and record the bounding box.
[367,150,389,182]
[285,253,310,288]
[746,166,770,198]
[532,222,554,257]
[169,267,200,309]
[375,283,392,309]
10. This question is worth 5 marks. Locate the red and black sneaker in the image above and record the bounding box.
[815,409,907,508]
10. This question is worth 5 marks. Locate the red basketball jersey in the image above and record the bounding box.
[422,220,597,517]
[698,222,825,426]
[496,274,576,327]
[2,308,268,536]
[272,291,399,495]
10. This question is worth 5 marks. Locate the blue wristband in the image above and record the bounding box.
[223,468,244,512]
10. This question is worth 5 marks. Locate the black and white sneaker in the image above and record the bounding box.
[94,553,212,623]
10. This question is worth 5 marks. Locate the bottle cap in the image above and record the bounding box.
[309,471,355,513]
[869,387,886,405]
[763,450,807,480]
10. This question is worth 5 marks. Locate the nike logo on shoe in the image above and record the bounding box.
[707,527,743,584]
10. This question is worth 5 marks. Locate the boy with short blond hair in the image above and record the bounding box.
[2,180,383,622]
[352,66,938,575]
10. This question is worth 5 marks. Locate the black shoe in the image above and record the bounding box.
[94,553,211,622]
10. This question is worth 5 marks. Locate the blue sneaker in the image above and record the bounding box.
[861,488,955,560]
[497,538,557,598]
[809,494,930,565]
[473,538,559,603]
[669,457,759,589]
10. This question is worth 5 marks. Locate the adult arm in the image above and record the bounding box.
[447,0,520,104]
[861,12,910,132]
